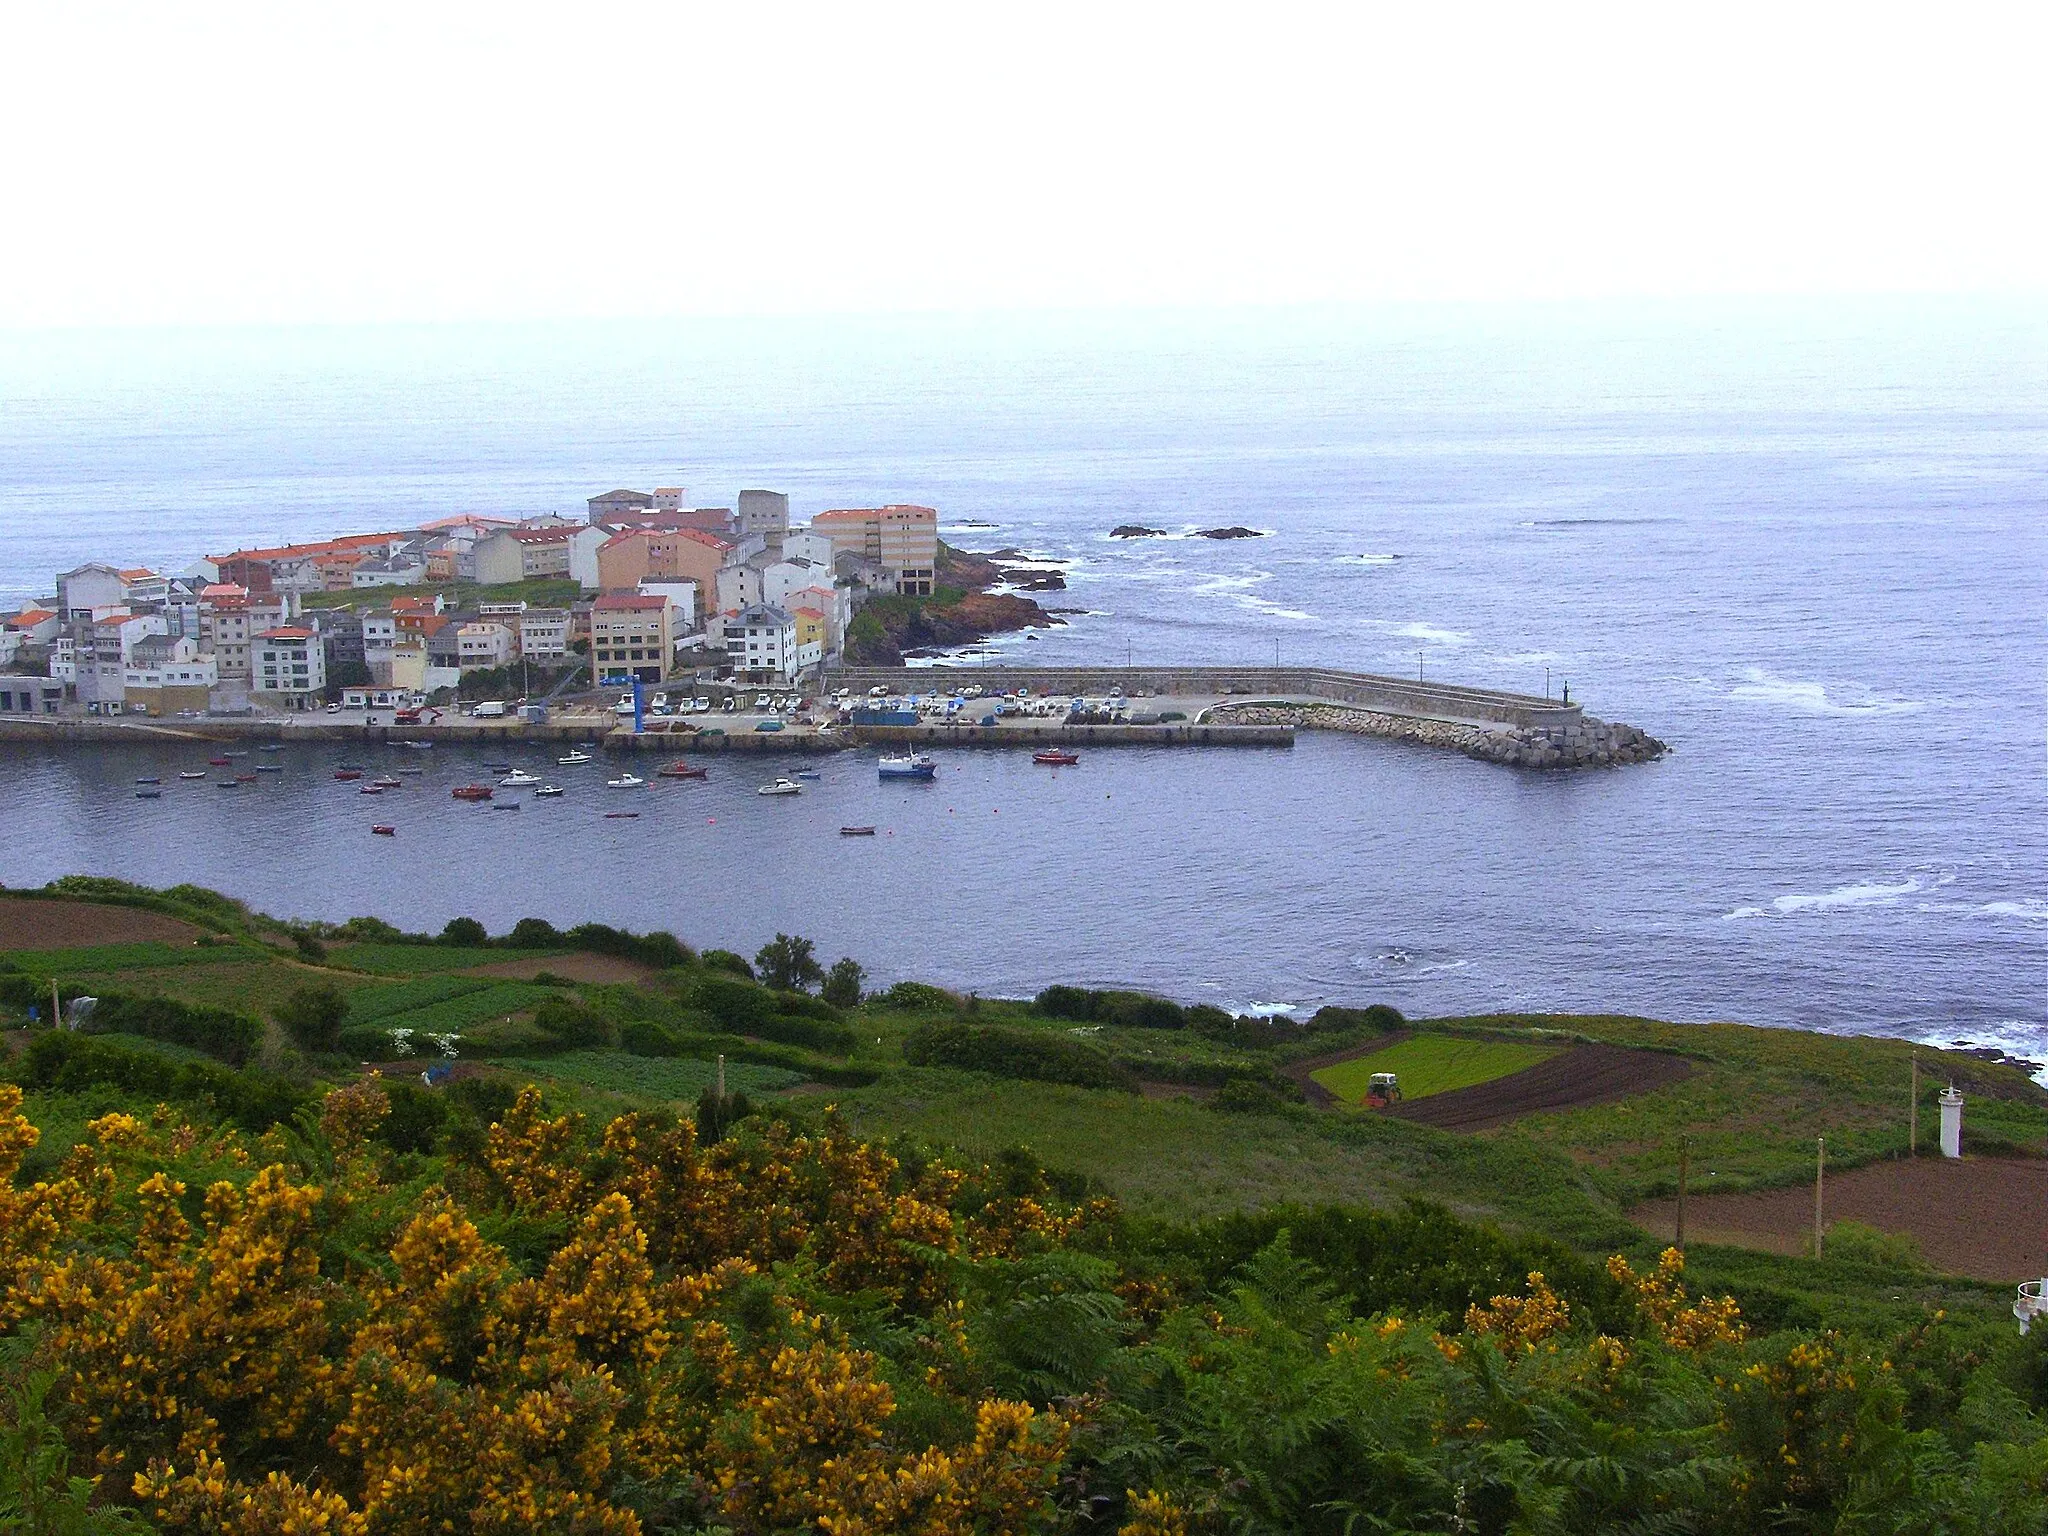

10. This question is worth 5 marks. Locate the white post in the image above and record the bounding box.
[1939,1086,1964,1159]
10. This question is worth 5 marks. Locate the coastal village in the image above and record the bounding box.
[0,489,948,720]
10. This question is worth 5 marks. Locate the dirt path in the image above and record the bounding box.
[0,898,203,951]
[1383,1043,1692,1131]
[1631,1156,2048,1283]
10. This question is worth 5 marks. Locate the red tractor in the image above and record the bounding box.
[1365,1072,1402,1110]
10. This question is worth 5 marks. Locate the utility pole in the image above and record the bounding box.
[1544,665,1551,700]
[1814,1136,1826,1259]
[717,1053,726,1102]
[1909,1054,1918,1155]
[1417,651,1424,681]
[50,978,60,1029]
[1675,1135,1689,1250]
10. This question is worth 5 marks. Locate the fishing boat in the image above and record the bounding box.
[403,739,435,750]
[208,756,231,766]
[877,753,937,780]
[603,811,639,819]
[371,824,396,836]
[135,788,162,799]
[558,749,593,765]
[234,772,258,783]
[756,777,803,797]
[259,744,282,753]
[217,779,241,790]
[370,775,401,788]
[179,771,208,780]
[395,765,424,774]
[223,750,248,759]
[656,761,707,779]
[491,801,521,811]
[451,784,494,801]
[136,775,161,785]
[334,769,362,781]
[499,770,543,787]
[607,772,645,789]
[794,769,822,780]
[839,825,876,836]
[255,762,283,773]
[360,785,384,795]
[533,785,564,798]
[1032,748,1080,766]
[483,762,513,774]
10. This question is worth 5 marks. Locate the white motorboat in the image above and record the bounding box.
[756,777,803,796]
[606,772,645,788]
[499,770,543,787]
[878,752,937,780]
[533,785,564,798]
[558,750,593,765]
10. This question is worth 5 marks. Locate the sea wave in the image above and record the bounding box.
[1725,667,1923,716]
[1335,553,1401,565]
[1974,899,2048,921]
[1724,873,1954,919]
[1388,622,1472,646]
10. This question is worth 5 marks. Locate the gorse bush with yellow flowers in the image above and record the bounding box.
[3,1078,2047,1535]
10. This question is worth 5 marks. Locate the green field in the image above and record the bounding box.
[1313,1033,1558,1103]
[494,1051,801,1103]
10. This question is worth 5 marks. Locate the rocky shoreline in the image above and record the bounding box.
[1208,702,1668,770]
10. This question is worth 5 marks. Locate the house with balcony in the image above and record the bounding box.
[729,604,798,684]
[123,636,218,716]
[252,627,326,710]
[590,594,675,686]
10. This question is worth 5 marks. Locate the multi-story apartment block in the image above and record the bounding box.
[596,526,728,598]
[590,594,674,686]
[457,622,514,671]
[729,604,797,684]
[252,627,326,708]
[124,636,218,716]
[519,608,571,662]
[808,505,939,595]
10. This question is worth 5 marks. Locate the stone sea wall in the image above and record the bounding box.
[1208,702,1667,770]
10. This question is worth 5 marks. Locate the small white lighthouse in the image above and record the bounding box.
[1938,1086,1964,1159]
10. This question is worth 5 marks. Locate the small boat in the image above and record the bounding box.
[395,765,425,775]
[136,775,161,785]
[558,750,593,765]
[794,769,822,780]
[135,788,162,799]
[334,769,362,781]
[757,777,803,796]
[371,824,396,836]
[360,785,384,795]
[603,811,639,819]
[179,770,208,780]
[255,762,283,773]
[483,762,513,774]
[452,785,494,801]
[607,773,645,789]
[259,744,282,753]
[499,770,543,787]
[534,785,564,797]
[217,779,241,790]
[403,739,434,750]
[839,825,876,836]
[1033,748,1081,766]
[208,756,231,766]
[878,753,937,780]
[234,772,258,783]
[337,763,364,771]
[223,750,248,759]
[371,775,401,788]
[656,761,707,779]
[491,801,521,811]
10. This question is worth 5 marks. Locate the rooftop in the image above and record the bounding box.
[594,593,670,611]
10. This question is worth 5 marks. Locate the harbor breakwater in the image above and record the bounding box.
[1206,703,1667,770]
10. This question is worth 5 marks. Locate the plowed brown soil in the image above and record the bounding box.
[1384,1043,1693,1131]
[0,898,202,951]
[1631,1155,2048,1282]
[463,953,653,984]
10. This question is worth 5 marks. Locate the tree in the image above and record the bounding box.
[277,983,348,1053]
[822,957,865,1009]
[755,933,824,992]
[441,917,488,947]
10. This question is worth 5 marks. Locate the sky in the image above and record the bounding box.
[1,2,2042,328]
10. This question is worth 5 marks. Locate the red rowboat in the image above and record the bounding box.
[656,761,708,779]
[371,824,396,836]
[1032,748,1080,766]
[452,785,493,801]
[334,769,362,781]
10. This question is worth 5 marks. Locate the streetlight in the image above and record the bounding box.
[1417,651,1424,682]
[1544,665,1550,700]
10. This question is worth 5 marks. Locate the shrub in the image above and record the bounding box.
[10,1032,311,1131]
[336,915,406,943]
[879,981,956,1011]
[509,917,562,948]
[695,1086,754,1144]
[1185,1004,1236,1032]
[441,917,489,948]
[277,983,349,1053]
[1033,985,1096,1021]
[1309,1003,1405,1034]
[756,934,825,992]
[292,930,328,962]
[822,958,865,1009]
[566,923,693,969]
[1208,1079,1299,1116]
[695,975,775,1032]
[755,1014,857,1054]
[620,1018,687,1057]
[85,992,262,1066]
[768,991,845,1025]
[377,1077,449,1154]
[903,1022,1138,1092]
[1093,990,1186,1030]
[702,949,755,979]
[532,996,612,1050]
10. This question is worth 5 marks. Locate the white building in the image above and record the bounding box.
[762,557,833,616]
[457,622,514,671]
[729,604,797,684]
[351,550,430,587]
[55,564,129,622]
[253,627,326,710]
[519,608,571,661]
[123,635,218,714]
[634,581,699,632]
[715,563,760,615]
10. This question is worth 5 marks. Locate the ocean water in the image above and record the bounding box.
[1,299,2043,1061]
